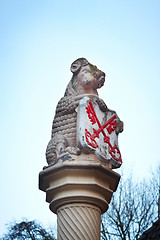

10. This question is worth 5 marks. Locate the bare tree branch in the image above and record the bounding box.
[101,169,158,240]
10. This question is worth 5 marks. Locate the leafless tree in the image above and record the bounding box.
[151,164,160,219]
[0,219,56,240]
[101,171,157,240]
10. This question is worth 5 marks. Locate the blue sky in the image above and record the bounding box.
[0,0,160,236]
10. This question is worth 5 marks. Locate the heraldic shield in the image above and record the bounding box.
[77,97,122,168]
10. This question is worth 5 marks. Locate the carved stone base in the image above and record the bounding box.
[39,154,120,240]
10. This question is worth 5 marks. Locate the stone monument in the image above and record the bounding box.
[39,58,123,240]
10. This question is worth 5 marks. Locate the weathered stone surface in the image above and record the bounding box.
[39,58,123,240]
[45,58,123,169]
[39,154,120,239]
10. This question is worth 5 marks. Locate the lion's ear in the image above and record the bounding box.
[70,60,81,73]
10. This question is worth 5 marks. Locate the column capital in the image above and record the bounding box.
[39,154,120,214]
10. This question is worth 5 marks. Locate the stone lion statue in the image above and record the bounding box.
[46,58,123,165]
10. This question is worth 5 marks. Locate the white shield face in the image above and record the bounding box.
[77,97,122,168]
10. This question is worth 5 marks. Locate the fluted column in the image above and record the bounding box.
[57,203,101,240]
[39,154,120,240]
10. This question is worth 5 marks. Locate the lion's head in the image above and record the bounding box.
[64,58,105,96]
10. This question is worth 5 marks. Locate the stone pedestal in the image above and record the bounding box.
[39,154,120,240]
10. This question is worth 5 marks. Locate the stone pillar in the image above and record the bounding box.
[39,58,123,239]
[39,154,120,240]
[57,203,101,240]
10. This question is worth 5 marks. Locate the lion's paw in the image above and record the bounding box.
[66,146,81,155]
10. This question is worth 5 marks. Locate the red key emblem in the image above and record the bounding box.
[85,101,122,163]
